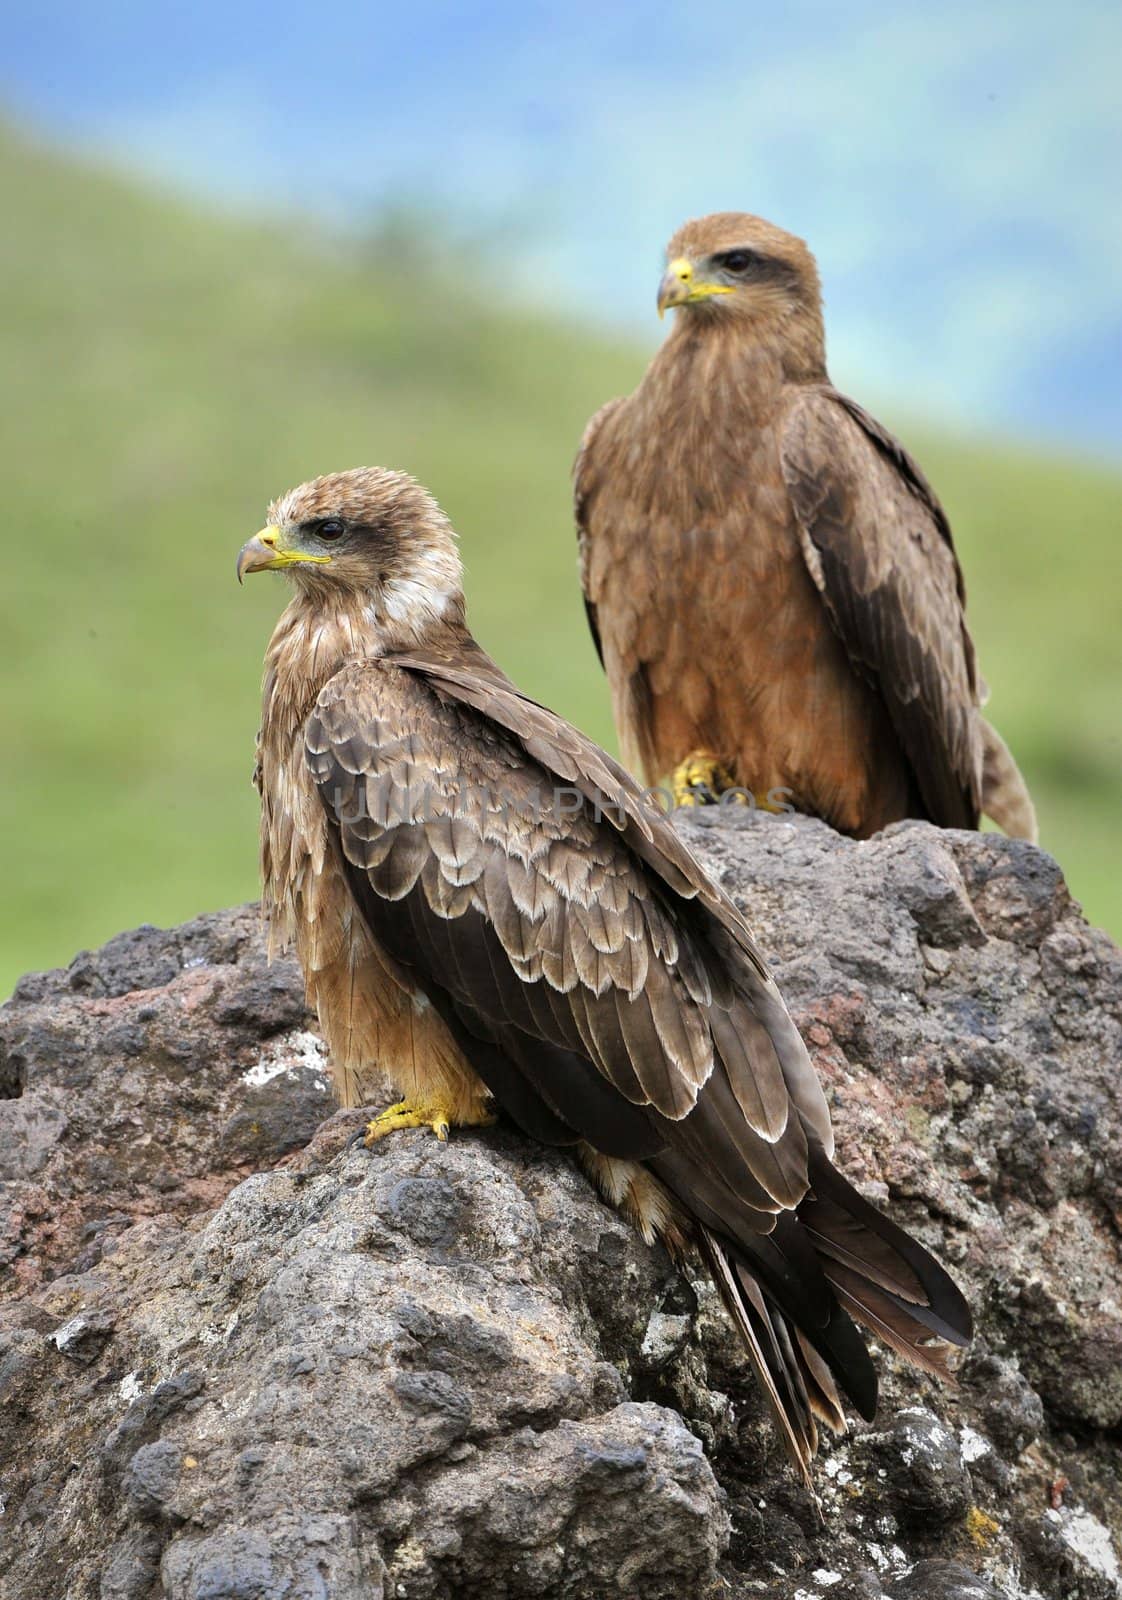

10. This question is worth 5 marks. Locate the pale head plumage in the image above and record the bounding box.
[263,467,465,642]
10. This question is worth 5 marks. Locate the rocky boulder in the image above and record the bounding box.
[1,814,1119,1598]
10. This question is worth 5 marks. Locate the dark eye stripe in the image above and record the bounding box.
[715,249,757,273]
[712,248,800,291]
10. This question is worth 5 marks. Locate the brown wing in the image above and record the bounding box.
[386,640,836,1152]
[781,387,983,828]
[306,651,823,1181]
[574,396,627,669]
[304,648,971,1446]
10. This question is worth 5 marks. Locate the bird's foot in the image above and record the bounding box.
[671,750,742,808]
[363,1097,496,1146]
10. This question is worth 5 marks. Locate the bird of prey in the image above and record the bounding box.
[575,211,1036,840]
[238,468,971,1478]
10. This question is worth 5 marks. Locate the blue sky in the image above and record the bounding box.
[5,0,1119,451]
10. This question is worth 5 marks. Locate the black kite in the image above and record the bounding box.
[238,468,971,1477]
[575,211,1036,838]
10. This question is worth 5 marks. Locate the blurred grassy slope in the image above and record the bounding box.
[1,127,1118,994]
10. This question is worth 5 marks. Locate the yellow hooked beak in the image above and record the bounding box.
[657,256,734,318]
[235,525,332,583]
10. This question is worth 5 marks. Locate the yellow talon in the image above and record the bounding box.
[362,1097,495,1146]
[670,750,740,808]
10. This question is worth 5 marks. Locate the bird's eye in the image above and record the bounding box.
[720,250,756,274]
[316,518,346,541]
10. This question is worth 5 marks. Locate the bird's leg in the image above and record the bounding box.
[363,1096,496,1146]
[670,750,742,808]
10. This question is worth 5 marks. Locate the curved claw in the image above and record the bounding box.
[362,1097,496,1147]
[364,1099,447,1145]
[671,750,740,808]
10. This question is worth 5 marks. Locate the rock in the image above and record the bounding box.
[857,1407,972,1526]
[49,1305,116,1364]
[886,1560,1006,1599]
[1,1119,718,1599]
[0,907,334,1297]
[961,1349,1045,1457]
[382,1402,722,1598]
[1,814,1120,1598]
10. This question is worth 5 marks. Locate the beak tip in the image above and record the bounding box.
[237,531,274,584]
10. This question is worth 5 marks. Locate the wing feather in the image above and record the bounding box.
[307,653,815,1172]
[573,395,628,671]
[781,387,983,827]
[365,826,428,901]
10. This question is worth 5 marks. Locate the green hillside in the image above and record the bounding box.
[1,126,1119,994]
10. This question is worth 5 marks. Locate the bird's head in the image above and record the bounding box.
[657,212,824,357]
[237,467,465,639]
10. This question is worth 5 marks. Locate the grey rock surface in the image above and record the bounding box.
[1,814,1119,1598]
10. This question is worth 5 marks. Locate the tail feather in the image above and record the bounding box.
[796,1191,928,1303]
[699,1228,819,1484]
[739,1213,880,1422]
[981,716,1038,842]
[801,1153,972,1347]
[693,1149,970,1477]
[830,1267,959,1383]
[794,1329,847,1435]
